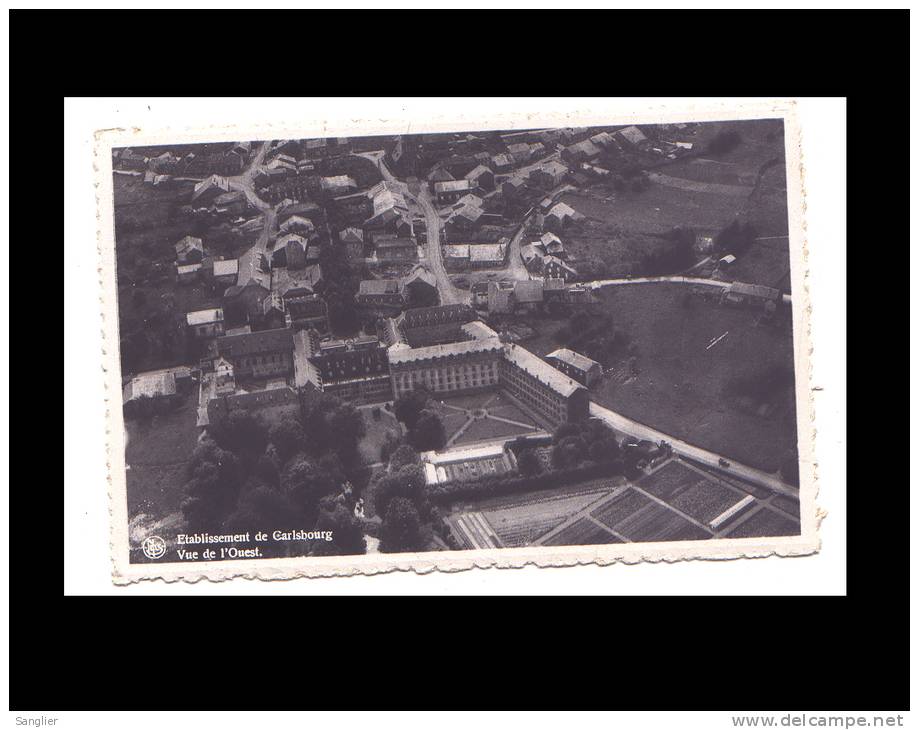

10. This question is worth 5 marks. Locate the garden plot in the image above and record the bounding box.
[726,506,800,538]
[541,518,623,547]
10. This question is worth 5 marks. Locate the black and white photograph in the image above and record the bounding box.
[97,101,816,581]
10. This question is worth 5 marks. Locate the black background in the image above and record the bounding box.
[44,8,904,712]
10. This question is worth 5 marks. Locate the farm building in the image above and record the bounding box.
[176,263,202,284]
[491,153,515,173]
[444,203,484,239]
[721,282,782,312]
[356,278,405,312]
[213,259,239,287]
[186,308,226,339]
[443,244,471,271]
[529,160,569,189]
[339,227,365,259]
[545,348,603,387]
[175,235,204,265]
[375,236,419,262]
[561,139,601,165]
[616,125,649,148]
[320,175,357,195]
[545,201,581,233]
[434,179,475,205]
[122,369,183,416]
[465,164,495,192]
[468,242,507,269]
[191,174,231,206]
[487,280,515,314]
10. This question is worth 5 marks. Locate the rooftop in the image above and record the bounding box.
[546,348,602,373]
[503,343,584,397]
[388,336,504,366]
[216,327,294,359]
[186,308,224,327]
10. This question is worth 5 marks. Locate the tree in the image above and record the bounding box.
[715,220,758,256]
[393,387,431,430]
[281,456,340,525]
[371,464,426,519]
[407,410,446,452]
[551,435,587,469]
[268,417,306,464]
[517,448,543,477]
[388,444,420,472]
[708,130,742,155]
[300,394,365,464]
[379,497,424,553]
[311,498,366,556]
[210,411,268,456]
[181,441,243,531]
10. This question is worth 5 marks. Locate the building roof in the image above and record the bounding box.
[401,303,475,329]
[212,259,238,278]
[401,265,437,289]
[443,244,470,259]
[192,174,230,202]
[277,233,307,250]
[617,125,648,145]
[453,193,484,210]
[279,215,317,233]
[491,153,514,167]
[340,227,364,243]
[321,175,356,191]
[540,232,562,248]
[448,203,483,225]
[186,308,224,327]
[469,243,506,262]
[547,201,577,220]
[428,167,455,183]
[177,263,202,275]
[514,279,544,303]
[461,321,499,341]
[387,336,504,366]
[589,131,616,148]
[216,327,294,359]
[273,264,323,297]
[464,164,493,181]
[546,348,601,373]
[434,179,474,194]
[175,235,203,257]
[123,371,177,402]
[503,343,584,397]
[375,236,417,249]
[358,279,401,296]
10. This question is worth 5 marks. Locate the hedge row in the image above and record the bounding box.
[428,459,625,504]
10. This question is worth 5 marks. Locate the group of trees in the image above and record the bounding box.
[392,387,447,453]
[550,419,624,471]
[715,219,758,257]
[181,394,368,557]
[641,226,697,276]
[553,309,631,369]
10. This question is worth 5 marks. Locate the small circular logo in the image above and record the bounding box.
[142,536,167,560]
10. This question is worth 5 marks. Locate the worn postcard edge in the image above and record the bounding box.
[93,98,820,584]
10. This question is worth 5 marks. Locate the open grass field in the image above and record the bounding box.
[561,184,747,236]
[587,283,798,472]
[542,518,624,546]
[357,408,403,465]
[724,236,791,293]
[452,416,536,445]
[726,506,799,538]
[124,392,200,521]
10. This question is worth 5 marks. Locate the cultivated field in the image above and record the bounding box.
[482,489,612,547]
[725,506,799,538]
[542,518,624,546]
[586,283,798,472]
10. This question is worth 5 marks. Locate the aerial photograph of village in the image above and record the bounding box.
[113,119,802,562]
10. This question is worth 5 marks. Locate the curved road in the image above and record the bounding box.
[583,275,793,304]
[588,402,798,498]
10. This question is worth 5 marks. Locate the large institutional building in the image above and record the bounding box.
[383,307,589,427]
